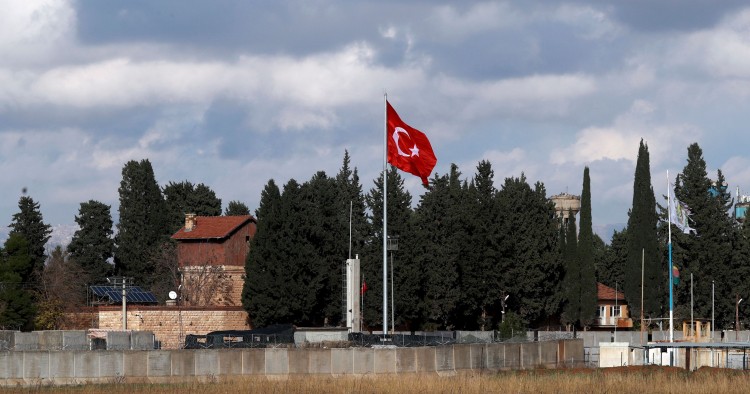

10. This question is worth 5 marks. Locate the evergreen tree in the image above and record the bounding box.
[597,229,627,289]
[67,200,114,284]
[411,168,461,329]
[224,201,251,216]
[497,175,563,326]
[561,210,579,326]
[243,180,284,327]
[674,143,734,326]
[578,167,597,325]
[8,196,51,279]
[363,167,413,330]
[163,181,222,233]
[115,159,170,288]
[456,160,504,329]
[0,234,36,330]
[625,140,661,319]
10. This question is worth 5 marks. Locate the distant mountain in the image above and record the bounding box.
[593,223,626,244]
[46,224,79,250]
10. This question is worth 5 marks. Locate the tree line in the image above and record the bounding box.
[3,141,749,332]
[0,159,251,330]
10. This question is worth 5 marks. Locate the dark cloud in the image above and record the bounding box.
[574,0,747,32]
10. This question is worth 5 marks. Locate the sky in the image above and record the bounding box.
[3,0,750,245]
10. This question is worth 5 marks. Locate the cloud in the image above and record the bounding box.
[0,0,76,65]
[550,100,701,166]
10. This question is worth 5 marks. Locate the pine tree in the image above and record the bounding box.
[115,159,170,288]
[8,196,51,279]
[67,200,114,284]
[578,167,597,325]
[224,201,250,216]
[625,140,661,319]
[674,143,735,326]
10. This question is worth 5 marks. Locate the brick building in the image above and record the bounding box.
[171,214,257,306]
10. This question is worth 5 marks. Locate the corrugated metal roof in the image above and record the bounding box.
[171,215,255,240]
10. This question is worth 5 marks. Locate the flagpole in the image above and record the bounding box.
[668,170,674,344]
[383,92,389,337]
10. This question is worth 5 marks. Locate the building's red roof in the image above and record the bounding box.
[171,215,255,240]
[597,282,626,302]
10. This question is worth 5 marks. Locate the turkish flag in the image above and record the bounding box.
[361,280,368,295]
[387,101,437,186]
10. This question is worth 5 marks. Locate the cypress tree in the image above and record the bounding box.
[561,210,579,326]
[115,159,170,288]
[0,234,36,330]
[8,196,51,279]
[67,200,114,284]
[625,140,661,319]
[578,167,597,325]
[243,180,284,327]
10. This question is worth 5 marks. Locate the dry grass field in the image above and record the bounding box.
[3,366,750,394]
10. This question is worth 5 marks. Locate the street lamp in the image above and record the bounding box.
[737,295,744,341]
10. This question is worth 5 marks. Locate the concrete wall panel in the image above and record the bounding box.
[242,349,265,375]
[98,352,123,378]
[539,341,558,367]
[40,331,63,350]
[485,344,504,369]
[265,348,289,375]
[395,348,416,373]
[564,339,584,365]
[219,350,242,375]
[452,345,471,370]
[106,332,130,351]
[74,352,99,379]
[288,349,309,374]
[469,344,486,370]
[435,346,454,371]
[62,331,88,351]
[171,351,196,376]
[415,347,436,373]
[49,351,75,380]
[521,342,540,368]
[307,349,331,375]
[124,351,148,377]
[23,352,49,379]
[130,331,154,350]
[14,333,39,351]
[351,348,373,374]
[0,331,16,351]
[195,350,219,376]
[0,352,23,379]
[147,351,172,377]
[504,343,521,369]
[331,348,353,375]
[374,348,396,374]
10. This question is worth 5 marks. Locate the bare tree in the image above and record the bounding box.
[151,241,234,306]
[36,246,88,329]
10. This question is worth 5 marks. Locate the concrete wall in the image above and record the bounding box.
[0,339,583,386]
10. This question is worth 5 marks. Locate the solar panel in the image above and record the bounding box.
[90,285,158,304]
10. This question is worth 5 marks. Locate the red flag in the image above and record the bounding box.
[386,101,437,186]
[361,280,368,295]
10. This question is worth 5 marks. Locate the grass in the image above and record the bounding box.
[4,366,750,394]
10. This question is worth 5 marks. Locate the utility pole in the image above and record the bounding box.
[737,295,744,341]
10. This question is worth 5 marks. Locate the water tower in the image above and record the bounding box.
[550,192,581,226]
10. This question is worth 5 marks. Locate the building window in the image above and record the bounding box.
[610,305,621,317]
[597,306,605,317]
